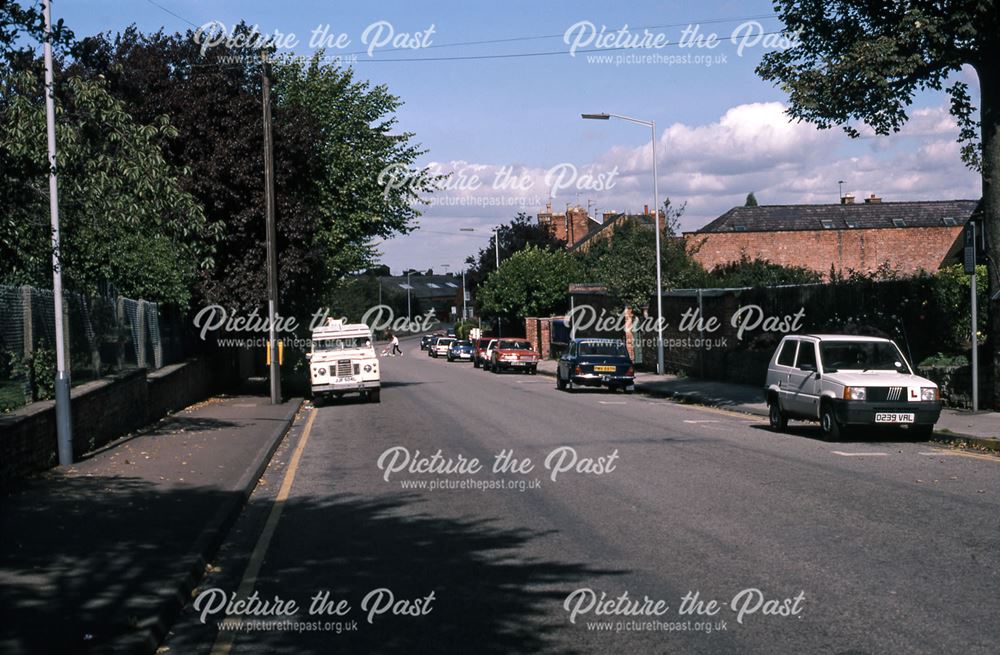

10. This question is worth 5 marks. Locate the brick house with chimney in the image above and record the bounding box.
[537,203,601,248]
[685,195,979,277]
[538,203,664,252]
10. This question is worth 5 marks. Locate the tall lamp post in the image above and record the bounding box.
[44,0,73,464]
[582,112,664,375]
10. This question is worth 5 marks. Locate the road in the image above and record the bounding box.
[164,339,1000,654]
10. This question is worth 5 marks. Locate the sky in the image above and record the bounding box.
[55,0,982,275]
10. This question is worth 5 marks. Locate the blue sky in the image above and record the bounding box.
[57,0,982,274]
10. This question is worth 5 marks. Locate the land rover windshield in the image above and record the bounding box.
[314,337,370,351]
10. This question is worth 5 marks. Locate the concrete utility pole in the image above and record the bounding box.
[262,51,281,404]
[44,0,73,465]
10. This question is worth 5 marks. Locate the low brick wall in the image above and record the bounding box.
[0,355,236,489]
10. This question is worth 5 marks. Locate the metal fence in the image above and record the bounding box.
[0,285,173,410]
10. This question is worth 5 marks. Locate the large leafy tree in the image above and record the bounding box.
[577,199,704,309]
[756,0,1000,400]
[70,27,426,317]
[477,246,583,326]
[463,212,565,294]
[0,71,214,307]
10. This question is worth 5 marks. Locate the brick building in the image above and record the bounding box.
[538,203,665,252]
[537,203,601,248]
[685,196,979,277]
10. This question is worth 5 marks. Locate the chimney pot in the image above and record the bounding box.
[841,194,855,205]
[864,193,882,204]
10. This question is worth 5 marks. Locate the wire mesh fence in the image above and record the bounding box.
[0,285,170,411]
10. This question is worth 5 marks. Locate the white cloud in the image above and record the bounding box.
[384,100,981,271]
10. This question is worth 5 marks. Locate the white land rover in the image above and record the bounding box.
[308,319,381,402]
[765,334,941,439]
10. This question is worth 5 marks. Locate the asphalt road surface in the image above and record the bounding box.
[165,340,1000,654]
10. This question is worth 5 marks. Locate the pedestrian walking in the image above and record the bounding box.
[391,332,402,356]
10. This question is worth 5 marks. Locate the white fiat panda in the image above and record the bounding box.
[764,335,941,439]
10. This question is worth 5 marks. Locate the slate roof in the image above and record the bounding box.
[692,200,979,234]
[378,274,460,299]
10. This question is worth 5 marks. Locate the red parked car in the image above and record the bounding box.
[490,339,539,374]
[473,338,492,368]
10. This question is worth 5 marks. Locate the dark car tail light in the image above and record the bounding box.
[574,365,582,375]
[626,366,634,376]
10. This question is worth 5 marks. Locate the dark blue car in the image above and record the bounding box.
[447,339,475,362]
[557,338,635,392]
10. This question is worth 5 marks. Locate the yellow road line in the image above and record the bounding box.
[210,408,317,655]
[921,446,1000,463]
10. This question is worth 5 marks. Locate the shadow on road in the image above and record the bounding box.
[213,492,621,654]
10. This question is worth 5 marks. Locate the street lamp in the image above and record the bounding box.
[406,270,411,319]
[582,112,665,374]
[459,226,503,336]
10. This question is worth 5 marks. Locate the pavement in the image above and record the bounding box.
[161,343,999,654]
[0,394,301,655]
[535,359,1000,450]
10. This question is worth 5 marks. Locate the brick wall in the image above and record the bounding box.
[687,226,963,276]
[524,318,557,359]
[0,354,237,489]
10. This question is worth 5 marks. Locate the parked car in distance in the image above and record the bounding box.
[481,339,498,371]
[764,334,942,439]
[557,338,634,392]
[447,340,475,362]
[420,334,435,351]
[472,338,492,368]
[490,339,539,374]
[430,337,456,358]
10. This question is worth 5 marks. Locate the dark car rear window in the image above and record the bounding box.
[452,340,473,347]
[578,341,628,357]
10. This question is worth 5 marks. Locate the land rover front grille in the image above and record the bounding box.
[867,387,905,402]
[337,360,352,377]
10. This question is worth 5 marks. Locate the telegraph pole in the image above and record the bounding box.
[261,51,281,404]
[44,0,73,465]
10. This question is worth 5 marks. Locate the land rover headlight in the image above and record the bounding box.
[364,364,372,372]
[921,387,939,401]
[317,368,327,376]
[844,386,866,401]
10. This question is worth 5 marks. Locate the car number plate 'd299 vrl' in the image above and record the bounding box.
[875,412,914,424]
[594,365,616,372]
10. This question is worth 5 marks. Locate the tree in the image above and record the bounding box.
[70,28,427,317]
[0,1,74,69]
[756,0,1000,400]
[463,212,564,294]
[707,255,822,288]
[0,72,214,306]
[477,246,583,326]
[577,199,706,309]
[745,192,759,207]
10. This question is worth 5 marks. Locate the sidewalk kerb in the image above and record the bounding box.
[104,397,303,654]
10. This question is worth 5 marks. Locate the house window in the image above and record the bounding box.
[942,217,957,226]
[820,219,835,229]
[892,218,906,228]
[398,283,413,290]
[446,282,459,288]
[733,225,747,232]
[426,283,441,289]
[845,219,858,228]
